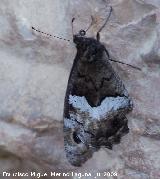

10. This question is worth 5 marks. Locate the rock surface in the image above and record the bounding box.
[0,0,160,178]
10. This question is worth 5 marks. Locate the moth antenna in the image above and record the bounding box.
[104,49,141,71]
[96,6,112,41]
[32,26,70,42]
[109,58,141,71]
[85,15,94,32]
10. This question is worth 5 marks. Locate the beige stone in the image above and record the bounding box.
[0,0,159,178]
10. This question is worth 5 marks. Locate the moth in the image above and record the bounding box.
[63,7,140,167]
[32,7,140,167]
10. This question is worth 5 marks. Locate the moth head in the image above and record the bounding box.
[72,18,104,63]
[73,28,86,43]
[79,29,86,36]
[73,34,105,62]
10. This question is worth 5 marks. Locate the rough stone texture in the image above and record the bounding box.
[0,0,159,178]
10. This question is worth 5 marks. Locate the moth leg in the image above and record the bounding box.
[71,17,75,37]
[104,48,111,60]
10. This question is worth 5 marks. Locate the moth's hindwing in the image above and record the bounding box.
[63,36,133,166]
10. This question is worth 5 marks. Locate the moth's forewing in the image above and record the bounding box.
[63,36,133,166]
